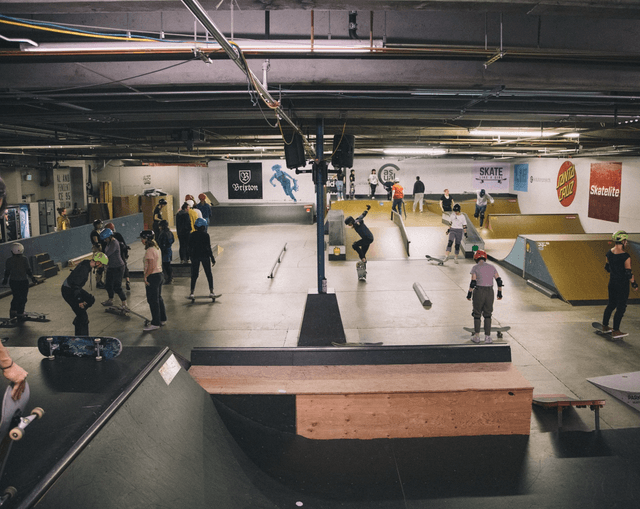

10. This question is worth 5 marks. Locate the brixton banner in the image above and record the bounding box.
[588,162,621,223]
[228,163,263,199]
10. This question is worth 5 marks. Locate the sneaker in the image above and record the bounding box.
[443,255,450,263]
[485,335,493,344]
[160,321,167,326]
[143,324,160,332]
[471,333,481,344]
[125,281,131,291]
[454,256,459,264]
[120,304,129,312]
[101,299,113,307]
[189,294,195,299]
[602,325,613,333]
[612,330,628,338]
[209,292,215,298]
[96,282,106,289]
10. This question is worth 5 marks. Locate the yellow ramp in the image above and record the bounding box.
[484,214,585,240]
[425,197,520,228]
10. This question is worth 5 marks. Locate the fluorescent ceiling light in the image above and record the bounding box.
[563,133,581,138]
[469,129,559,137]
[383,148,447,155]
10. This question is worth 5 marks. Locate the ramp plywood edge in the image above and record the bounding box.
[189,363,533,439]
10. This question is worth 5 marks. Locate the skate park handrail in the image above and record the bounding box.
[391,210,411,256]
[267,243,287,279]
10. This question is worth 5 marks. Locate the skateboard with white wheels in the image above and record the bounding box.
[463,326,511,339]
[37,336,122,361]
[356,262,367,281]
[425,255,446,266]
[186,294,221,303]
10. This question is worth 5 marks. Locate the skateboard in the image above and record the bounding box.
[356,262,367,281]
[592,322,627,341]
[186,294,221,303]
[463,326,511,339]
[533,394,605,429]
[425,255,445,266]
[105,306,152,326]
[37,336,122,361]
[332,341,383,347]
[0,312,50,328]
[0,382,44,503]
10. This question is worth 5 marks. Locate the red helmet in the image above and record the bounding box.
[185,194,195,201]
[105,222,115,231]
[473,249,487,261]
[198,193,207,202]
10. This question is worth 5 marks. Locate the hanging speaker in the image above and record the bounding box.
[331,134,355,168]
[284,132,306,169]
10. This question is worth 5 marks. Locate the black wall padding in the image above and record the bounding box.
[284,132,306,169]
[331,134,355,168]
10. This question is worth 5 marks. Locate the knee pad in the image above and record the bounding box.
[455,243,461,252]
[447,240,454,249]
[483,311,492,319]
[474,212,479,218]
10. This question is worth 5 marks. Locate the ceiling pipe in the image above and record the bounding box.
[179,0,315,158]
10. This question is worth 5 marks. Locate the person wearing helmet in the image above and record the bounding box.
[105,223,131,290]
[99,228,128,310]
[141,230,167,331]
[152,198,168,239]
[474,189,494,228]
[602,230,639,338]
[345,205,374,264]
[186,199,198,231]
[188,217,217,299]
[367,169,379,198]
[195,193,212,226]
[467,248,504,344]
[90,219,106,288]
[412,176,425,213]
[157,219,175,284]
[61,252,108,336]
[391,177,405,217]
[437,203,467,264]
[2,242,38,320]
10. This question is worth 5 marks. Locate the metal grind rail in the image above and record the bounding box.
[267,243,287,279]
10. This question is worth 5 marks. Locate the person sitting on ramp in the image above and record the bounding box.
[345,205,374,263]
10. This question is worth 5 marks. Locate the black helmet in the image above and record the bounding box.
[93,219,103,228]
[344,216,355,225]
[140,230,155,240]
[159,198,167,205]
[453,204,461,212]
[159,219,169,228]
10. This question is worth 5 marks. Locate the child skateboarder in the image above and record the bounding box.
[61,252,108,336]
[602,230,639,338]
[345,205,374,264]
[443,203,468,264]
[466,249,503,344]
[2,243,38,320]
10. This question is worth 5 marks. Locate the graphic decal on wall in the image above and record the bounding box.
[228,162,262,199]
[269,164,299,202]
[472,162,510,191]
[556,161,577,207]
[378,163,400,196]
[588,161,622,223]
[514,163,529,192]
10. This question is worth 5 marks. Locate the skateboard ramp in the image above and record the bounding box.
[588,371,640,411]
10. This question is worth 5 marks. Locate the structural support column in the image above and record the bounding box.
[316,117,326,294]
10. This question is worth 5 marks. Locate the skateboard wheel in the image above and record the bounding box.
[3,486,17,499]
[497,331,503,338]
[31,407,45,419]
[9,427,23,441]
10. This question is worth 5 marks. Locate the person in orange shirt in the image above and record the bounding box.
[391,178,404,217]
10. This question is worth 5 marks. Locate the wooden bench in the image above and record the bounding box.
[532,394,605,430]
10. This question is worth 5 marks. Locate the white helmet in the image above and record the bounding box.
[11,242,24,255]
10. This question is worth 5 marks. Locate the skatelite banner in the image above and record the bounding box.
[472,162,510,191]
[228,162,263,200]
[588,162,622,223]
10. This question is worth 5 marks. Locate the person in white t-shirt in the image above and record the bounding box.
[443,204,467,264]
[367,169,379,198]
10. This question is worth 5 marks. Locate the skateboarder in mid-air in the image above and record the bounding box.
[61,252,108,336]
[2,243,37,320]
[602,230,639,338]
[466,249,503,344]
[345,205,374,264]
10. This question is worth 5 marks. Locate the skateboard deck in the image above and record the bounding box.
[186,294,221,303]
[0,312,50,328]
[105,306,151,326]
[592,322,627,340]
[425,255,445,266]
[332,342,383,347]
[0,382,44,501]
[356,262,367,281]
[37,336,122,361]
[533,393,605,429]
[463,326,510,339]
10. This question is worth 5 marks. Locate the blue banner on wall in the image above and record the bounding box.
[514,163,529,192]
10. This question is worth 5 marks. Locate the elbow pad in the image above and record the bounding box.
[605,263,610,273]
[626,269,633,280]
[470,280,477,289]
[496,277,503,287]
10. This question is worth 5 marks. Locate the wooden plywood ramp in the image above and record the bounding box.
[189,346,533,440]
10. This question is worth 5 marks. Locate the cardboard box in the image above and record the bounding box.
[113,195,139,217]
[140,195,174,229]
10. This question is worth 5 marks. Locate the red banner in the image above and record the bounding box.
[588,162,622,223]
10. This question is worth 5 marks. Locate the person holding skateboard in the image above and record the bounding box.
[141,230,167,332]
[99,228,128,310]
[188,218,217,300]
[2,243,37,320]
[443,204,467,264]
[466,249,503,344]
[61,252,108,336]
[0,343,28,401]
[602,230,639,338]
[345,205,374,264]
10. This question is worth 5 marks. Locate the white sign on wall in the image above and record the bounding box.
[472,162,511,191]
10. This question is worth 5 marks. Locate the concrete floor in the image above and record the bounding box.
[3,204,640,434]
